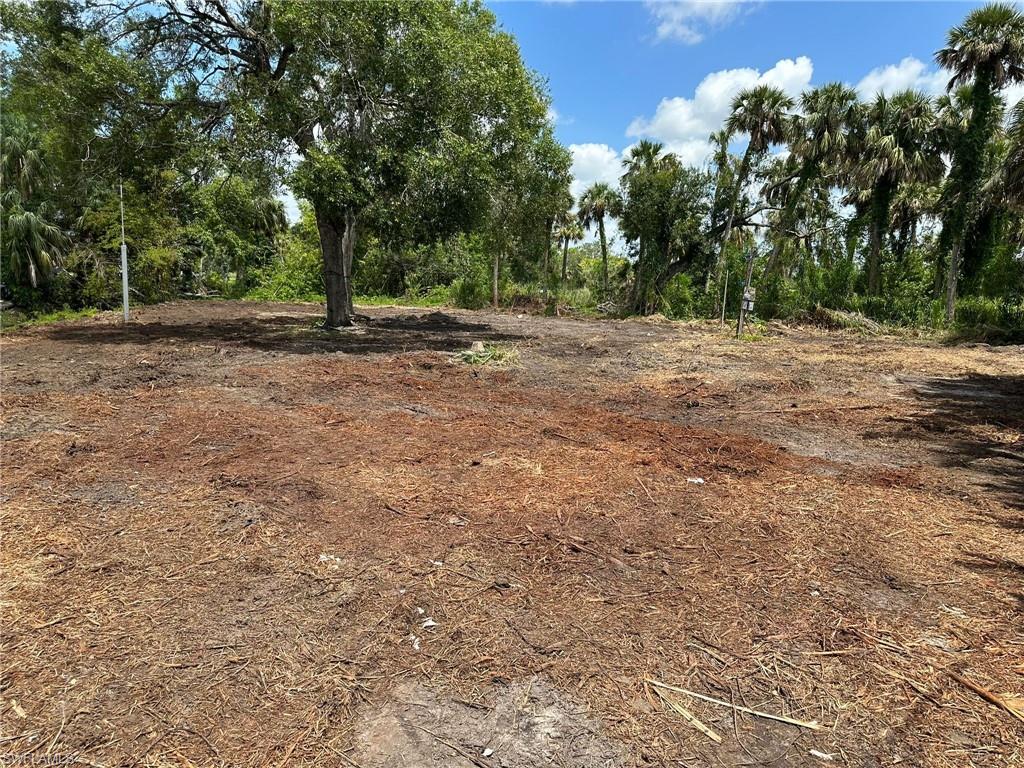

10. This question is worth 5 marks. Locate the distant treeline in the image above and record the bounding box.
[2,1,1022,336]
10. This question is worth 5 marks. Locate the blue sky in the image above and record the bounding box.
[487,1,1019,214]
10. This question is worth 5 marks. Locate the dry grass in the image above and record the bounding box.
[1,301,1022,767]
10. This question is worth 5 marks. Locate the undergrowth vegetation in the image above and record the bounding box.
[2,2,1022,341]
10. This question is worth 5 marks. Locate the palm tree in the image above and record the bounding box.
[0,120,66,288]
[712,85,795,291]
[554,214,583,283]
[577,182,619,296]
[853,90,943,295]
[935,2,1024,320]
[253,196,288,238]
[888,181,938,264]
[1003,99,1024,208]
[620,140,666,304]
[622,139,666,177]
[705,128,734,290]
[764,83,862,277]
[1,198,67,288]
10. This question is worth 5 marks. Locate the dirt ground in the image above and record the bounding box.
[1,300,1022,767]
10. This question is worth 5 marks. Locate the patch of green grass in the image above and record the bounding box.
[454,343,519,367]
[355,290,450,308]
[1,306,99,332]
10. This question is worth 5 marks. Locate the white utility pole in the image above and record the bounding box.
[119,180,129,322]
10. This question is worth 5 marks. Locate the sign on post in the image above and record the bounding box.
[741,286,756,313]
[736,249,756,338]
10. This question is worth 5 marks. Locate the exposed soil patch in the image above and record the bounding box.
[1,301,1022,767]
[354,676,623,767]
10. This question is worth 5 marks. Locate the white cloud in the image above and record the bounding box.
[852,57,1022,120]
[547,105,573,127]
[855,56,946,99]
[1003,82,1024,110]
[569,142,623,200]
[567,143,626,246]
[626,56,813,166]
[646,1,749,45]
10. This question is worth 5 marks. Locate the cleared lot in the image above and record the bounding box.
[2,301,1022,767]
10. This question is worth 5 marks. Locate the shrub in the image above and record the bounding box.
[450,273,490,309]
[758,274,804,320]
[659,272,696,319]
[247,236,325,302]
[955,296,1024,329]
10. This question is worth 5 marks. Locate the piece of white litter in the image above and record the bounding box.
[409,635,421,651]
[809,750,835,762]
[422,617,438,630]
[431,560,444,567]
[482,748,494,758]
[416,607,425,615]
[686,477,705,485]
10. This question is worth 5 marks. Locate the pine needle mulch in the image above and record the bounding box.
[1,303,1022,767]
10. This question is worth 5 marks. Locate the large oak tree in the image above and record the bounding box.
[119,0,555,326]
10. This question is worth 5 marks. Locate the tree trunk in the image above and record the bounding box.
[945,240,960,323]
[492,249,500,307]
[315,206,355,328]
[543,217,553,287]
[561,237,569,282]
[763,168,813,280]
[867,214,882,296]
[341,210,356,318]
[736,249,756,338]
[711,145,754,297]
[631,238,646,313]
[867,181,892,296]
[941,69,995,313]
[933,217,955,296]
[598,216,608,296]
[893,216,912,266]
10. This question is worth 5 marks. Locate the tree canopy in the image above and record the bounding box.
[1,1,1022,336]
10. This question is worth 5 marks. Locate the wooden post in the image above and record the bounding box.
[720,270,728,325]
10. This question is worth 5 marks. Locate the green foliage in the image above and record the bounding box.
[953,295,1024,328]
[0,115,67,290]
[2,0,1023,339]
[577,250,629,300]
[659,273,697,319]
[618,145,715,313]
[247,235,325,303]
[450,274,491,310]
[1,306,98,333]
